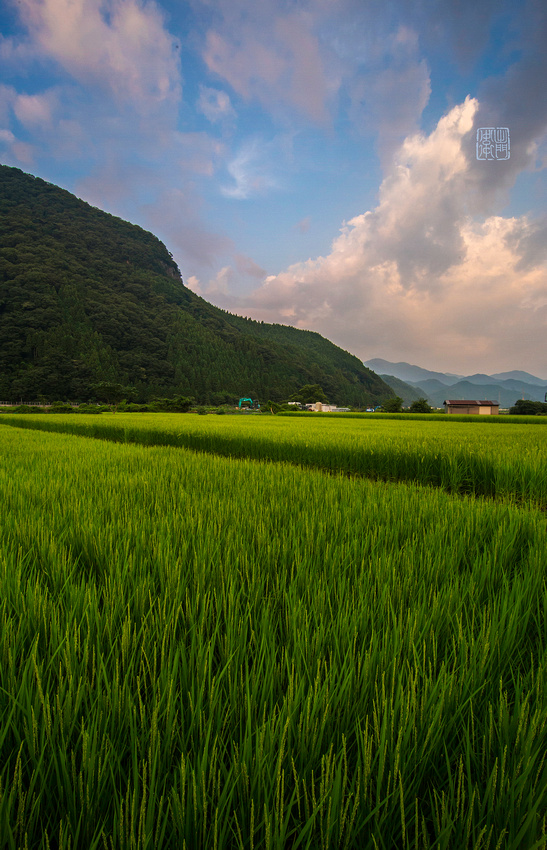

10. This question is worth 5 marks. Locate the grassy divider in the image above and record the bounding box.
[2,413,547,507]
[0,426,546,848]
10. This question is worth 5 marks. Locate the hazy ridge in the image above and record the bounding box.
[366,359,547,408]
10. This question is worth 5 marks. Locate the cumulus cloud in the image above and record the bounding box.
[192,258,267,299]
[189,250,269,299]
[3,0,545,375]
[225,96,547,374]
[504,216,547,273]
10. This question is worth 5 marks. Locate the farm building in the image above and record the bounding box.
[308,402,351,412]
[443,400,500,415]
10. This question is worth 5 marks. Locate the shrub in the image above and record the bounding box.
[509,398,547,415]
[381,396,403,413]
[409,397,432,413]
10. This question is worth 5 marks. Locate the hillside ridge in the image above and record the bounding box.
[0,164,392,406]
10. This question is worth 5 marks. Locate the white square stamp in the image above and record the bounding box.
[476,128,510,160]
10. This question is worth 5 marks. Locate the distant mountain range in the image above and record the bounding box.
[365,359,547,409]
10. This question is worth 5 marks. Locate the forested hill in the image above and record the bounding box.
[0,164,391,405]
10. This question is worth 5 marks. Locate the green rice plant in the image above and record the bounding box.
[2,412,547,506]
[278,411,547,424]
[0,425,546,848]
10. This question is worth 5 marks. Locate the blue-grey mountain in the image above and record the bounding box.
[365,359,547,409]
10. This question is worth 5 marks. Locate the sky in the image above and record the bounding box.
[1,0,546,377]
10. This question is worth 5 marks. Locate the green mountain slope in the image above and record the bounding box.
[379,375,423,407]
[0,164,391,406]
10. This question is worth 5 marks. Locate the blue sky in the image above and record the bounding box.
[1,0,546,375]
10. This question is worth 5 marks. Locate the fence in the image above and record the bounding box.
[0,402,80,407]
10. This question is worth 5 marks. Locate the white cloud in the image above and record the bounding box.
[197,86,235,125]
[191,252,269,299]
[234,253,267,279]
[0,122,34,165]
[174,131,225,177]
[0,129,16,144]
[227,97,547,374]
[221,138,279,199]
[12,140,35,164]
[140,186,234,271]
[0,31,36,65]
[14,91,57,127]
[186,274,202,294]
[198,0,434,161]
[0,85,17,123]
[1,2,234,283]
[202,5,335,125]
[15,0,181,113]
[348,25,431,163]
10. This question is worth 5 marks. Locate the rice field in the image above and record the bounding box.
[0,418,546,849]
[2,412,547,505]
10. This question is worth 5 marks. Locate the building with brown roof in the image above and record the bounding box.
[443,400,500,415]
